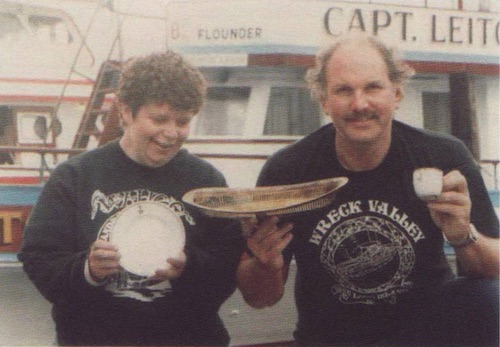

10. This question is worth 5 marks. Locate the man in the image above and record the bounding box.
[237,34,499,346]
[19,51,244,346]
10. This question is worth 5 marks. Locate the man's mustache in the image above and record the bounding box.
[345,111,378,121]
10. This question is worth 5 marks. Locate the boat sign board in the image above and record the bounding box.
[166,0,500,65]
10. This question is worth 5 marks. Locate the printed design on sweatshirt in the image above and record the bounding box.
[93,189,193,302]
[91,189,195,225]
[310,200,425,305]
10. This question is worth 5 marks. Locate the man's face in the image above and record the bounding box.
[120,102,194,168]
[321,43,402,148]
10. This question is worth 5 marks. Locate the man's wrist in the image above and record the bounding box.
[446,224,478,249]
[249,253,283,274]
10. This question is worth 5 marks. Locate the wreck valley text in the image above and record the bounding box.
[324,7,500,45]
[310,200,425,246]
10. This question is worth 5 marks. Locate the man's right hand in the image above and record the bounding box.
[242,216,293,272]
[237,216,293,308]
[88,240,121,281]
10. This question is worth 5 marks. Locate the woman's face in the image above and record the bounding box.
[119,102,194,168]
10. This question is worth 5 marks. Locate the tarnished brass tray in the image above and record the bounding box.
[182,177,348,218]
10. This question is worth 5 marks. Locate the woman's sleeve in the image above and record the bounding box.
[18,164,100,303]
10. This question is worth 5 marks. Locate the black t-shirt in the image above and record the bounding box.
[258,120,499,345]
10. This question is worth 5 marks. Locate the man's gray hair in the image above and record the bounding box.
[305,34,415,102]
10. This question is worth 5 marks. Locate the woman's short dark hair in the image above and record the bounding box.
[117,51,207,117]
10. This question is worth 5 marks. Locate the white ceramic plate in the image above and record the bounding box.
[109,202,185,277]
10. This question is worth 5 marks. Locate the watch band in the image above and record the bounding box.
[447,224,478,249]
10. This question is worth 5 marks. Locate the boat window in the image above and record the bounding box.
[0,13,23,39]
[264,87,321,136]
[15,109,54,145]
[194,87,251,136]
[422,92,451,135]
[0,106,15,165]
[28,15,73,44]
[0,7,74,44]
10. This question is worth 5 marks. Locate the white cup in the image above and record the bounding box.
[413,168,443,201]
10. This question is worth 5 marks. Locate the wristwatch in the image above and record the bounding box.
[446,224,478,249]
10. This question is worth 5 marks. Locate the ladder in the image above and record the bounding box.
[71,61,122,149]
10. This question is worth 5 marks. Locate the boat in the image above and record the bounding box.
[1,0,497,250]
[337,243,399,279]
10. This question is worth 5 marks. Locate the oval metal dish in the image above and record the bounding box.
[182,177,348,218]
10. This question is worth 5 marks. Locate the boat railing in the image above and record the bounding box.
[0,146,85,183]
[0,146,499,197]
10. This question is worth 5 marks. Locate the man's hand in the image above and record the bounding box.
[427,170,499,278]
[88,240,121,281]
[237,216,293,308]
[427,170,472,242]
[241,216,293,271]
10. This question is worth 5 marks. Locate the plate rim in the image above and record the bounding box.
[109,201,186,276]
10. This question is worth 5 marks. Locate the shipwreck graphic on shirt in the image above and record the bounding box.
[92,189,195,302]
[310,199,426,305]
